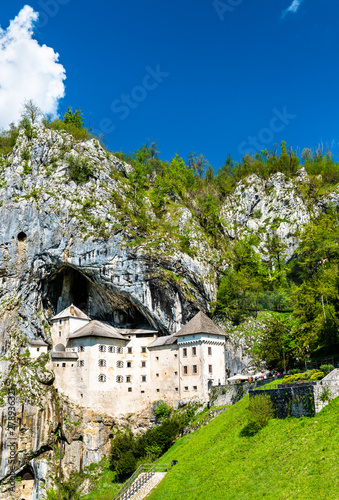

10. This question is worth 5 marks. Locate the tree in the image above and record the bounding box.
[63,108,84,129]
[21,99,42,123]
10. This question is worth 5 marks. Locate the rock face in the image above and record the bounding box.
[0,125,218,495]
[220,171,324,261]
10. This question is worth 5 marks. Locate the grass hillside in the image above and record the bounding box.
[148,395,339,500]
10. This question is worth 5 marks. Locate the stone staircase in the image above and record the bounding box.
[113,464,168,500]
[129,472,167,500]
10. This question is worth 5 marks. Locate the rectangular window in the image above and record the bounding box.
[141,375,147,382]
[98,359,106,367]
[78,345,85,352]
[108,346,115,353]
[192,346,196,356]
[174,371,178,375]
[156,388,160,392]
[193,386,197,391]
[128,347,132,354]
[183,348,187,357]
[117,347,123,354]
[208,347,212,356]
[59,332,61,337]
[156,373,159,377]
[156,356,159,360]
[116,361,124,368]
[141,347,146,353]
[184,386,188,391]
[62,363,66,368]
[128,387,132,392]
[193,365,198,374]
[127,361,132,368]
[99,345,106,352]
[174,353,178,358]
[37,347,40,352]
[183,365,188,375]
[141,361,146,368]
[126,376,131,382]
[116,375,123,383]
[141,390,145,393]
[78,360,84,367]
[209,365,213,374]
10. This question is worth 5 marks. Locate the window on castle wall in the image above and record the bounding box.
[156,388,160,392]
[209,365,213,373]
[128,387,132,392]
[99,374,106,382]
[37,348,40,352]
[98,359,106,367]
[126,376,131,382]
[183,366,188,375]
[141,361,146,368]
[184,386,188,391]
[141,347,146,353]
[174,371,178,375]
[208,347,212,355]
[99,345,106,352]
[62,363,66,368]
[116,376,123,383]
[193,365,198,374]
[174,353,177,358]
[127,361,132,368]
[117,347,123,354]
[193,386,197,390]
[192,347,196,356]
[156,373,159,377]
[116,361,123,368]
[156,356,159,361]
[78,346,85,352]
[78,360,84,367]
[59,332,61,337]
[183,348,187,357]
[128,347,132,354]
[108,346,115,353]
[141,375,147,382]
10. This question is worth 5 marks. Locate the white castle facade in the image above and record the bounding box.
[48,305,227,416]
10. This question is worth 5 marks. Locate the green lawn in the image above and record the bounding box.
[147,395,339,500]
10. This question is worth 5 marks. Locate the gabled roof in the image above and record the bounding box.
[174,311,226,338]
[51,305,90,321]
[148,335,177,348]
[68,320,126,341]
[116,325,158,336]
[29,339,48,346]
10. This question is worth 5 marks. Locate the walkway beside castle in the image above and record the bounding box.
[129,472,167,500]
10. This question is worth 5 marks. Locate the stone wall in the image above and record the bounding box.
[249,384,315,418]
[211,383,251,407]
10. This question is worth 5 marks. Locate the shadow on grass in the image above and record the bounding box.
[240,422,261,437]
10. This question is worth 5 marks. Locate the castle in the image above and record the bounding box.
[47,305,227,416]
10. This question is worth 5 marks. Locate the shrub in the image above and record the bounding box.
[310,371,325,380]
[247,395,274,430]
[68,155,94,183]
[289,368,301,375]
[319,386,332,402]
[319,364,334,376]
[155,401,171,421]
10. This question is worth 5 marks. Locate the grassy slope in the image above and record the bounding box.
[148,395,339,500]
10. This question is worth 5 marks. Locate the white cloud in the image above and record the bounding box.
[0,5,66,129]
[282,0,304,18]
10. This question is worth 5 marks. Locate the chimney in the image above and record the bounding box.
[70,305,75,316]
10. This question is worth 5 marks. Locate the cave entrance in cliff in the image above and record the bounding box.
[44,265,152,326]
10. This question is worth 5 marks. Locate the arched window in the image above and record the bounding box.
[99,345,106,352]
[116,361,123,368]
[98,359,106,367]
[98,374,106,382]
[116,375,123,383]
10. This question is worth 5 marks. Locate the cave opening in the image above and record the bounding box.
[43,266,150,327]
[17,232,27,242]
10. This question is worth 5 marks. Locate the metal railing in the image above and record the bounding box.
[113,464,168,500]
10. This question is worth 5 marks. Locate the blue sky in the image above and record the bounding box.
[1,0,338,169]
